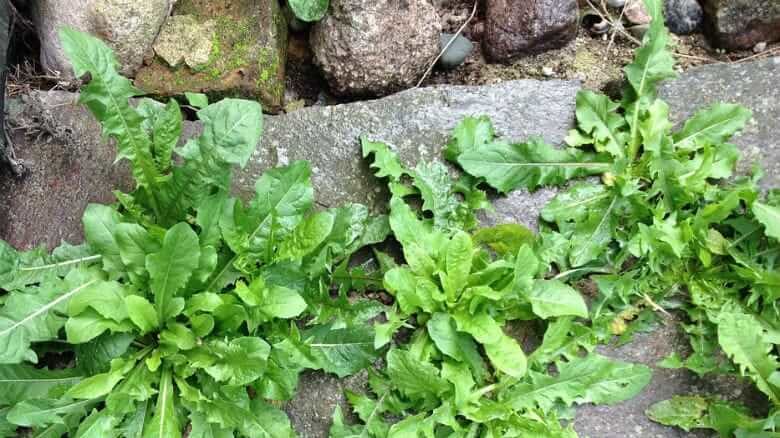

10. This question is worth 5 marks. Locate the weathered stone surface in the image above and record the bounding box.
[34,0,172,79]
[664,0,704,35]
[574,316,765,438]
[661,57,780,190]
[1,59,778,437]
[439,33,474,70]
[700,0,780,50]
[483,0,579,62]
[310,0,441,96]
[135,0,288,113]
[151,15,215,69]
[0,92,134,250]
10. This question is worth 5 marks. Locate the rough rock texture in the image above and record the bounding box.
[483,0,579,62]
[34,0,172,78]
[135,0,288,113]
[664,0,704,35]
[660,57,780,190]
[700,0,780,50]
[1,59,778,437]
[151,15,215,69]
[310,0,441,96]
[574,317,765,438]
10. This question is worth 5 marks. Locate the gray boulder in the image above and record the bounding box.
[700,0,780,49]
[310,0,441,96]
[34,0,173,79]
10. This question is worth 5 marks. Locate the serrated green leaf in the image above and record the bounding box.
[259,286,307,319]
[0,365,83,405]
[362,138,407,182]
[484,332,527,378]
[277,211,335,260]
[443,231,473,298]
[67,279,129,323]
[74,409,119,438]
[115,223,160,282]
[623,0,676,158]
[752,202,780,241]
[717,308,780,404]
[646,395,710,431]
[473,223,535,256]
[196,99,263,168]
[386,349,449,402]
[7,398,92,428]
[147,223,200,324]
[527,280,588,319]
[304,324,377,378]
[573,90,627,158]
[203,337,270,385]
[59,28,163,215]
[673,103,752,150]
[65,309,133,344]
[444,116,495,162]
[142,368,180,438]
[457,138,611,192]
[505,354,651,411]
[125,295,159,333]
[427,312,465,361]
[0,278,97,363]
[82,204,124,275]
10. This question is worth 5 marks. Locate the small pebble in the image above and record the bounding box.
[542,66,555,77]
[606,0,626,7]
[591,19,611,34]
[439,33,474,70]
[754,41,768,53]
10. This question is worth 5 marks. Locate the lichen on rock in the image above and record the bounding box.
[135,0,288,113]
[152,15,215,69]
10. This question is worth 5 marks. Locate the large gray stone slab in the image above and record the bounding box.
[0,58,778,437]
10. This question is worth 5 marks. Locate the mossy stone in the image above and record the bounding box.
[135,0,288,113]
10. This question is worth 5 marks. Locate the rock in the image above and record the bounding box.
[659,57,780,190]
[542,66,555,77]
[664,0,704,35]
[134,0,288,113]
[624,0,651,25]
[574,315,765,438]
[700,0,780,50]
[483,0,579,62]
[152,15,215,69]
[607,0,626,8]
[310,0,441,96]
[1,59,779,437]
[754,41,768,53]
[33,0,172,79]
[439,33,474,70]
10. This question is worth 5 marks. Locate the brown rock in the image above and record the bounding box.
[700,0,780,50]
[310,0,441,97]
[483,0,579,62]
